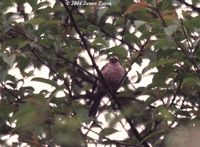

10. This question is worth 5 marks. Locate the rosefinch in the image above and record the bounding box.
[89,56,125,117]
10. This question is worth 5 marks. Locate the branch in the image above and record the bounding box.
[7,24,98,97]
[81,125,142,147]
[76,10,138,52]
[176,0,200,13]
[153,6,200,72]
[0,83,22,103]
[55,53,98,80]
[170,79,183,107]
[29,48,71,94]
[59,1,150,146]
[59,0,103,79]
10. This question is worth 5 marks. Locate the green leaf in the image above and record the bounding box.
[31,77,58,88]
[134,71,142,83]
[175,111,191,118]
[3,54,16,67]
[97,8,109,22]
[142,128,168,142]
[15,0,26,4]
[18,40,30,48]
[134,20,146,29]
[164,24,178,37]
[74,104,90,123]
[157,106,174,121]
[28,0,38,10]
[0,102,14,119]
[26,18,45,25]
[12,103,44,131]
[108,46,127,59]
[124,32,141,47]
[182,77,200,87]
[99,127,118,139]
[158,57,176,66]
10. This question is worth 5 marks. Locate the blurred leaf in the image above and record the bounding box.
[26,18,45,25]
[31,77,58,88]
[0,102,14,119]
[134,20,146,29]
[3,54,16,67]
[53,116,82,146]
[124,1,150,15]
[142,128,168,142]
[74,104,90,123]
[18,40,30,48]
[15,0,26,4]
[175,111,191,118]
[108,46,127,59]
[164,24,178,37]
[182,77,200,87]
[12,103,45,131]
[97,7,109,22]
[99,127,118,139]
[157,106,174,121]
[134,71,142,83]
[28,0,38,11]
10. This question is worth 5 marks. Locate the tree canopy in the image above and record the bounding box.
[0,0,200,146]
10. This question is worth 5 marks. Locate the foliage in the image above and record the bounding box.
[0,0,199,146]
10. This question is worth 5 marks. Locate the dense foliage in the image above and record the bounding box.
[0,0,199,146]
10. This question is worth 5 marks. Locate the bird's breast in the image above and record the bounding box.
[101,63,125,89]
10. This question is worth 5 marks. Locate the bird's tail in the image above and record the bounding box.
[89,90,105,117]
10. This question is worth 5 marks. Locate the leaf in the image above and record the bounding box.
[158,57,176,66]
[157,106,174,121]
[124,1,150,15]
[175,111,191,118]
[108,46,128,59]
[36,1,50,10]
[99,128,118,139]
[182,77,200,87]
[74,104,90,123]
[15,0,26,4]
[164,24,178,37]
[31,77,58,88]
[28,0,38,10]
[17,55,29,74]
[97,8,109,22]
[142,128,168,142]
[12,103,42,130]
[43,19,61,26]
[0,102,14,119]
[18,40,30,48]
[134,71,142,83]
[134,20,146,29]
[145,96,157,106]
[3,54,16,67]
[124,33,141,47]
[26,18,45,25]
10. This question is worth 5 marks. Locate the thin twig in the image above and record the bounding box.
[176,0,200,13]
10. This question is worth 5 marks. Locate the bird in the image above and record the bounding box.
[89,56,125,117]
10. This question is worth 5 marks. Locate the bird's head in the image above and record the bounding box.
[109,56,119,63]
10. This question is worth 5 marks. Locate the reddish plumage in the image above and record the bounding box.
[89,56,125,117]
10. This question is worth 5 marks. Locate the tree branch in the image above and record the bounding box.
[176,0,200,13]
[59,1,150,146]
[153,5,200,72]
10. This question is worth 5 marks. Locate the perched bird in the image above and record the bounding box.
[89,56,125,117]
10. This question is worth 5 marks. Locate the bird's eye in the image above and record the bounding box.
[109,56,119,63]
[114,57,118,61]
